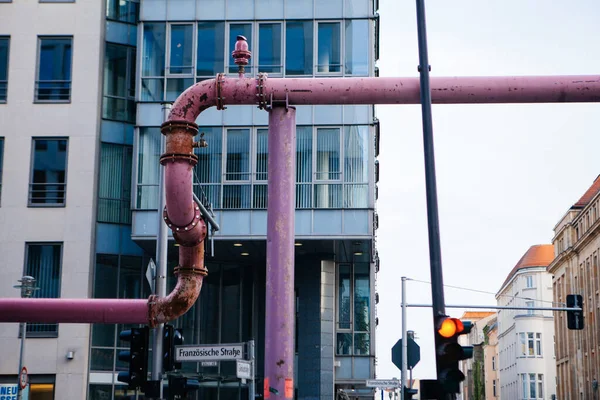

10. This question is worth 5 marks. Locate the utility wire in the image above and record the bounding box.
[407,277,566,306]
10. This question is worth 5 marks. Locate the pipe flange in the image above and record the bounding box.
[174,266,209,277]
[160,121,199,136]
[159,153,199,166]
[163,204,203,233]
[216,73,227,110]
[163,204,207,246]
[256,72,268,110]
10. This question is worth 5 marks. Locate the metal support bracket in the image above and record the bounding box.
[216,73,227,110]
[256,72,268,110]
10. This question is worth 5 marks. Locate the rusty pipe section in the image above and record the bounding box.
[166,74,600,123]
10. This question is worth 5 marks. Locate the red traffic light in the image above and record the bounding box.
[437,317,465,338]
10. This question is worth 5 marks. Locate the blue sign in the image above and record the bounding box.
[0,384,18,400]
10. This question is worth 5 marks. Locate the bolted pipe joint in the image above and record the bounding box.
[232,35,251,76]
[148,240,207,327]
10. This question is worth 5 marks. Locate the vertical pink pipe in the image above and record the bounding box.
[265,105,296,399]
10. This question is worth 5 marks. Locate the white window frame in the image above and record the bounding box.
[315,20,343,76]
[525,275,534,288]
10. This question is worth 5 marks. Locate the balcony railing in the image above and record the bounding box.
[35,80,71,102]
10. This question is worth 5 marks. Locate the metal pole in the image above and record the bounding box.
[151,102,172,398]
[401,277,408,400]
[407,304,583,312]
[249,340,256,400]
[17,322,26,400]
[414,0,447,396]
[265,105,296,399]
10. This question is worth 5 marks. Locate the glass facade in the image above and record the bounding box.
[140,18,370,102]
[97,143,133,224]
[136,125,371,210]
[103,43,136,123]
[336,263,370,356]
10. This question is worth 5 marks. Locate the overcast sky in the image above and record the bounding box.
[374,0,600,382]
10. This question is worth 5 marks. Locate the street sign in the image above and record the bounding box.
[236,360,252,379]
[175,344,244,362]
[366,379,400,388]
[19,367,28,389]
[391,337,421,370]
[146,259,156,293]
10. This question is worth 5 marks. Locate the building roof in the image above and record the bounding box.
[498,244,554,294]
[573,175,600,209]
[460,311,495,320]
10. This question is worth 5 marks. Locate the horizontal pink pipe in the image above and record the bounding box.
[0,298,148,324]
[168,75,600,123]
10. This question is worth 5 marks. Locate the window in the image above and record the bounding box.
[106,0,139,24]
[0,137,4,203]
[103,43,136,122]
[525,275,534,288]
[29,138,68,206]
[344,20,369,75]
[519,332,542,357]
[285,21,313,75]
[24,243,62,336]
[336,263,370,356]
[493,380,497,397]
[253,128,268,208]
[492,356,496,370]
[97,143,132,224]
[0,37,9,102]
[228,23,252,74]
[35,37,72,102]
[520,373,543,399]
[526,300,534,315]
[258,23,282,74]
[168,24,194,75]
[141,23,166,101]
[136,127,161,209]
[343,126,369,207]
[224,128,251,208]
[317,22,341,73]
[296,126,313,208]
[315,127,342,208]
[197,22,225,78]
[194,127,223,209]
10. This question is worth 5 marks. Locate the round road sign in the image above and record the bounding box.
[19,367,28,389]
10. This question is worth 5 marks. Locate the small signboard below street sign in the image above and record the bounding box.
[201,361,218,367]
[236,360,252,380]
[366,379,400,388]
[175,344,244,362]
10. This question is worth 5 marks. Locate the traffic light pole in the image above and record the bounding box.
[401,277,408,400]
[150,102,173,399]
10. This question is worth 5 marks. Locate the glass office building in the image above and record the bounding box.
[1,0,380,399]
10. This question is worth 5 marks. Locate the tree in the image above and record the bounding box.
[472,360,485,400]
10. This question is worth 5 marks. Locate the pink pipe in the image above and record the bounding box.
[168,75,600,123]
[0,298,148,324]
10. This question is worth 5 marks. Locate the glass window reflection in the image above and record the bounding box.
[345,20,369,75]
[197,22,224,76]
[317,22,341,73]
[169,25,194,74]
[258,23,282,73]
[285,21,313,75]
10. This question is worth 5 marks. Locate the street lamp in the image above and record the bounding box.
[13,276,39,400]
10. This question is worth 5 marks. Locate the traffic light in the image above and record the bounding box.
[168,375,200,400]
[567,294,584,330]
[117,327,149,389]
[163,324,185,372]
[435,316,473,394]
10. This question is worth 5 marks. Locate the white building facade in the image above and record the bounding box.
[496,245,556,400]
[0,0,105,398]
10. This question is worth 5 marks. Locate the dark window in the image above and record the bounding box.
[106,0,139,24]
[97,143,132,224]
[0,138,4,203]
[285,21,313,75]
[103,43,136,122]
[29,138,68,206]
[197,22,225,77]
[35,37,73,102]
[258,23,282,73]
[317,22,341,73]
[0,37,9,102]
[25,243,62,336]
